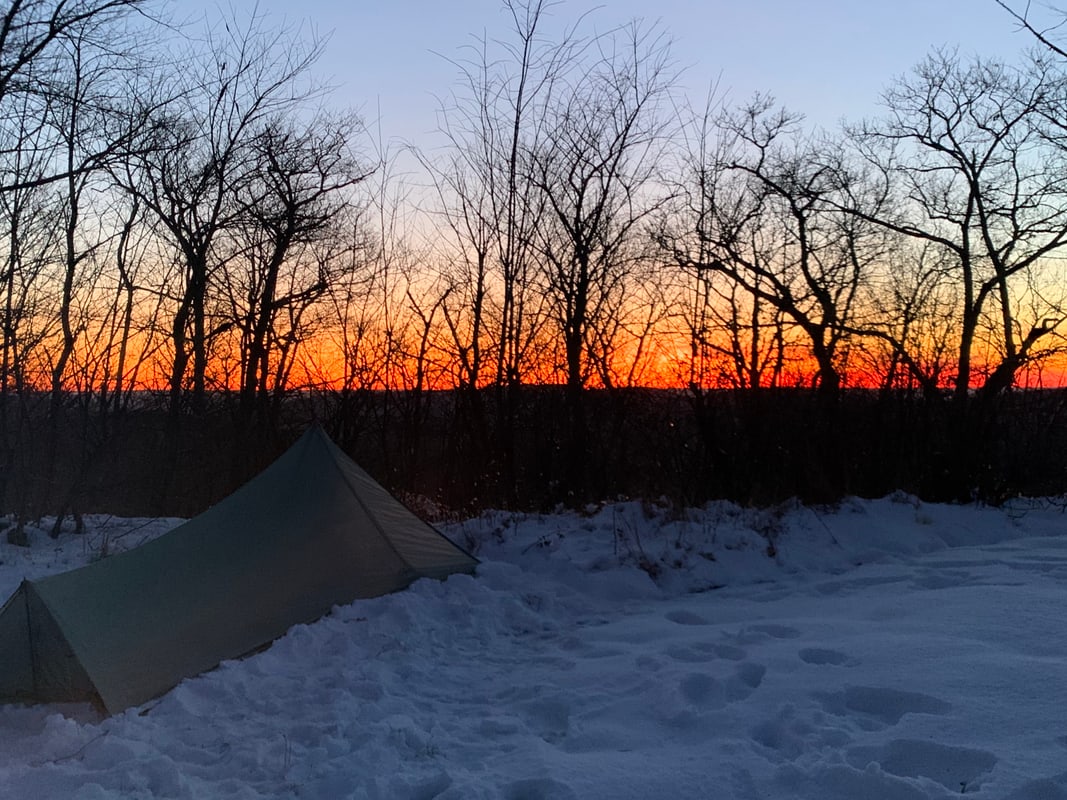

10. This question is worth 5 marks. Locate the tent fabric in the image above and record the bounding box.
[0,426,478,714]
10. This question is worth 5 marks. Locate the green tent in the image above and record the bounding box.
[0,426,477,714]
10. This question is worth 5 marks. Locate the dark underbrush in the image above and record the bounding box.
[0,386,1064,529]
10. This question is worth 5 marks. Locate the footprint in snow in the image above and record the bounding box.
[751,704,854,761]
[503,777,579,800]
[735,623,802,644]
[665,644,715,663]
[678,673,726,708]
[519,697,570,744]
[664,610,710,626]
[675,662,765,708]
[711,642,747,661]
[911,570,976,590]
[798,647,854,667]
[846,738,996,793]
[813,574,909,596]
[665,641,747,663]
[816,685,951,728]
[726,662,766,702]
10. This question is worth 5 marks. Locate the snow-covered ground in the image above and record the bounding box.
[1,495,1067,798]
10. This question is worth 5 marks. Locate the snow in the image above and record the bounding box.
[2,495,1067,798]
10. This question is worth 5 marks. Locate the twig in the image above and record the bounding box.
[33,730,109,767]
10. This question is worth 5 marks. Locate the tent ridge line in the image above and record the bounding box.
[23,582,40,699]
[313,429,419,578]
[313,429,477,566]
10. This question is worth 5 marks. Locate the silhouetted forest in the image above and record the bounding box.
[2,1,1067,542]
[11,385,1067,527]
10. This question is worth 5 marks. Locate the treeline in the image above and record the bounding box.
[1,1,1067,539]
[18,385,1067,524]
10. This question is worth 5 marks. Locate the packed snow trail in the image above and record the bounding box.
[0,497,1065,798]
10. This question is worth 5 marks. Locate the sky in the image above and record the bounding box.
[178,0,1043,153]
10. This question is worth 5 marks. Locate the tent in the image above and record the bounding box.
[0,426,477,714]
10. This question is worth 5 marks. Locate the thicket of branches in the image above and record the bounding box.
[1,0,1067,538]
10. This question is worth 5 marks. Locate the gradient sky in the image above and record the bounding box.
[183,1,1043,150]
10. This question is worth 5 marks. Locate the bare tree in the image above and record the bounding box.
[0,1,156,193]
[45,10,151,410]
[0,1,162,540]
[0,123,60,542]
[527,19,676,495]
[89,194,163,417]
[584,269,670,390]
[660,97,873,401]
[845,50,1067,403]
[116,8,325,417]
[0,95,60,404]
[658,94,788,395]
[833,234,955,396]
[427,0,575,503]
[223,113,367,422]
[995,1,1067,57]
